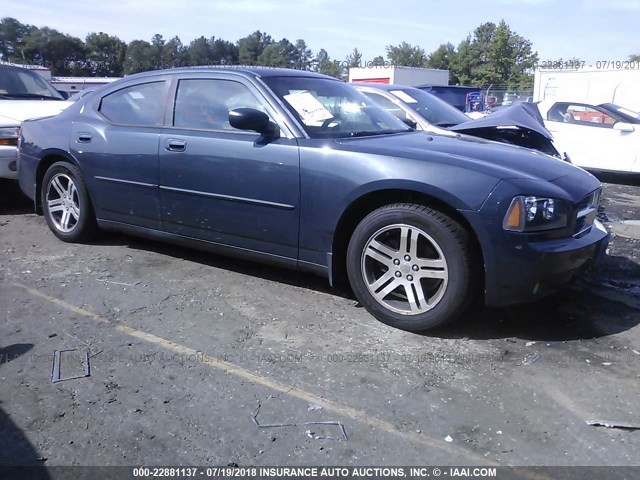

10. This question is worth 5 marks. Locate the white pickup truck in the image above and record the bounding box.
[0,64,72,179]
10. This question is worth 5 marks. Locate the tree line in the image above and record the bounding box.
[1,17,638,88]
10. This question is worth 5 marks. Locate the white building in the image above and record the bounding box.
[50,77,120,96]
[534,68,640,111]
[348,66,449,87]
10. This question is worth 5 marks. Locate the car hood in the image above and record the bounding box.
[335,131,585,183]
[0,100,72,124]
[449,102,553,140]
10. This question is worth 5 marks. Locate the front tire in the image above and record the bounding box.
[41,162,98,242]
[346,203,474,332]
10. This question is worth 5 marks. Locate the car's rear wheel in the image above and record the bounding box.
[346,203,474,331]
[41,162,98,242]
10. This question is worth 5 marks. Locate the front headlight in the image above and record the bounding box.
[0,126,20,146]
[503,196,569,232]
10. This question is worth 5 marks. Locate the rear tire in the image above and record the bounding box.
[41,162,98,242]
[346,203,474,332]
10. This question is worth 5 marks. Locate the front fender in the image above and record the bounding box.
[298,143,500,267]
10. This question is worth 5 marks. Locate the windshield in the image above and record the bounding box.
[0,67,63,100]
[262,76,411,139]
[387,88,470,127]
[599,103,640,124]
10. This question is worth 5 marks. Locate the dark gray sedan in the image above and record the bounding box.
[18,68,608,331]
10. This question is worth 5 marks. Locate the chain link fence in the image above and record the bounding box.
[476,85,534,109]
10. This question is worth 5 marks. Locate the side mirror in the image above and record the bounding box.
[229,108,279,136]
[613,122,634,133]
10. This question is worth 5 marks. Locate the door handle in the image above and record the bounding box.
[77,133,92,143]
[165,139,186,152]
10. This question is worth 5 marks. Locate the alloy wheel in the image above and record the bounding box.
[360,224,449,315]
[46,173,80,233]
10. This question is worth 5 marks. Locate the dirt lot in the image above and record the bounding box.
[1,177,639,471]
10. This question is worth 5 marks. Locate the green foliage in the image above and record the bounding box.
[123,39,152,74]
[257,38,298,68]
[630,54,640,62]
[237,30,273,64]
[84,32,126,76]
[427,43,455,70]
[385,41,428,67]
[435,20,538,88]
[21,27,86,75]
[293,39,313,70]
[0,16,539,87]
[345,47,362,68]
[0,17,34,62]
[211,38,239,65]
[313,48,343,79]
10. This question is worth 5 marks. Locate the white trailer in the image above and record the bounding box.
[348,66,449,87]
[534,68,640,111]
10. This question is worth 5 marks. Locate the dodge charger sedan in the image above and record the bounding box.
[18,67,609,331]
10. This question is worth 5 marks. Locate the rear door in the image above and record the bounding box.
[70,79,170,229]
[158,73,300,259]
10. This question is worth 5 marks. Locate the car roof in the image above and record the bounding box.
[122,66,336,81]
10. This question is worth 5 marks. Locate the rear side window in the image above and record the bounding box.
[99,82,165,126]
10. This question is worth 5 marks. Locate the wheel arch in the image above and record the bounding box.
[35,150,81,212]
[331,188,485,295]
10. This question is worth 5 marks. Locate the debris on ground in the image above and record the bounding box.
[525,341,536,347]
[251,399,347,441]
[51,349,90,383]
[97,279,141,287]
[522,352,541,366]
[445,435,453,443]
[307,404,323,411]
[586,420,640,431]
[62,331,92,348]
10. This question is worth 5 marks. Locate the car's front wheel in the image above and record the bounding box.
[346,203,474,331]
[41,162,98,242]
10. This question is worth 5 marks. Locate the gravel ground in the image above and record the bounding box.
[1,177,639,472]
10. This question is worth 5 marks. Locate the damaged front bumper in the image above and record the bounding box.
[484,219,609,307]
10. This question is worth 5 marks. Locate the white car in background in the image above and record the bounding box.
[0,64,72,179]
[538,100,640,174]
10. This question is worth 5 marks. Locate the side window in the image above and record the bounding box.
[547,102,570,122]
[99,82,166,126]
[547,102,615,127]
[173,78,270,131]
[364,91,407,122]
[566,105,616,126]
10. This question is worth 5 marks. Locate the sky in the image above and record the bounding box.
[8,0,640,65]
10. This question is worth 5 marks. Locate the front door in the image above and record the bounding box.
[158,75,300,259]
